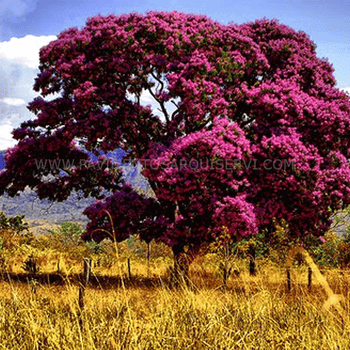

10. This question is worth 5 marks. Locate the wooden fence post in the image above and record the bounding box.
[287,268,291,292]
[127,258,131,279]
[147,243,150,278]
[78,258,92,310]
[308,266,312,289]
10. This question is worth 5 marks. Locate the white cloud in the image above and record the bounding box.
[128,89,180,122]
[0,34,57,69]
[0,122,16,150]
[140,90,154,105]
[0,97,26,107]
[0,34,57,150]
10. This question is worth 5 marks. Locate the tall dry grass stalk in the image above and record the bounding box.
[286,246,348,322]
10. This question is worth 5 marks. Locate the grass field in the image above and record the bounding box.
[0,218,349,349]
[1,241,350,350]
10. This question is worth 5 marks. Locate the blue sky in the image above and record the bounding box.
[0,0,349,150]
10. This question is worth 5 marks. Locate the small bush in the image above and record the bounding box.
[48,222,84,245]
[0,211,29,236]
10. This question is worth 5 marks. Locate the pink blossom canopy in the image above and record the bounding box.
[1,11,350,250]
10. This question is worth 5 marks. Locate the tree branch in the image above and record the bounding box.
[147,85,170,125]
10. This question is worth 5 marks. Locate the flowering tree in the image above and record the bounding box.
[1,11,350,276]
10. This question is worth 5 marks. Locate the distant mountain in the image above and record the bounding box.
[0,150,5,170]
[0,189,95,225]
[0,148,150,227]
[86,148,126,164]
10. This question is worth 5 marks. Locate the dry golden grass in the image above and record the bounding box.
[0,252,350,350]
[0,223,349,349]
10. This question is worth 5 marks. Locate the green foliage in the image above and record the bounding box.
[85,240,104,255]
[209,218,350,272]
[124,235,172,260]
[49,222,84,245]
[0,212,29,236]
[47,221,110,260]
[0,212,33,254]
[308,231,339,268]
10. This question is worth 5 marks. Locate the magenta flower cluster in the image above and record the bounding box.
[1,11,350,251]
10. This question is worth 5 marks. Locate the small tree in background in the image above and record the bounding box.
[1,11,350,279]
[0,212,29,236]
[209,227,238,287]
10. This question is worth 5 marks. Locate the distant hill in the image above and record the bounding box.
[0,148,150,228]
[0,150,5,170]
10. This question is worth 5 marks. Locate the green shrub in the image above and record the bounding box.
[0,211,29,236]
[48,222,84,245]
